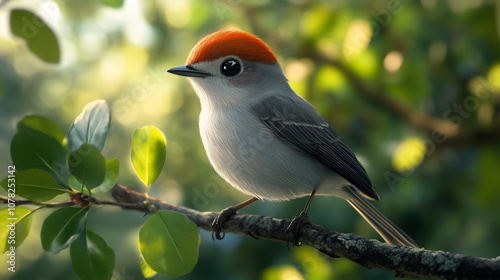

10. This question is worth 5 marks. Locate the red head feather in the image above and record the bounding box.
[186,30,278,65]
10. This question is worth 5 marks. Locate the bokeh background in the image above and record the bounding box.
[1,0,500,279]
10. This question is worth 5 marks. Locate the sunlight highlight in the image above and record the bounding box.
[392,137,426,173]
[487,64,500,90]
[383,51,403,73]
[285,58,314,81]
[343,20,372,60]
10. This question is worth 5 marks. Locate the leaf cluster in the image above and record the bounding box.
[1,100,199,279]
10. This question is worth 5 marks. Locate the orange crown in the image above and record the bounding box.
[186,30,278,65]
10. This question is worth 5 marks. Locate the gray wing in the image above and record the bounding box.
[251,95,379,200]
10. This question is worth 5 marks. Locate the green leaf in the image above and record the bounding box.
[70,229,115,280]
[17,115,65,145]
[68,100,110,153]
[41,207,88,254]
[67,175,81,190]
[0,207,32,253]
[102,0,124,8]
[140,259,157,278]
[68,144,106,189]
[91,159,119,195]
[138,210,199,278]
[131,126,167,187]
[9,9,60,63]
[0,169,68,202]
[11,127,67,182]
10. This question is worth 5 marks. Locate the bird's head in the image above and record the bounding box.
[168,30,290,109]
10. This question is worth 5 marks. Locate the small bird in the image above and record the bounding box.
[168,29,418,247]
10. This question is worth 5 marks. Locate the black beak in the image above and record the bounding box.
[167,65,211,78]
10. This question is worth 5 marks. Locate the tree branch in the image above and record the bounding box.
[320,57,500,148]
[2,184,499,278]
[110,183,500,280]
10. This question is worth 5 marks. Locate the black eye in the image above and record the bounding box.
[220,59,241,77]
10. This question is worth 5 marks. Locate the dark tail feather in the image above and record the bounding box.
[345,186,419,248]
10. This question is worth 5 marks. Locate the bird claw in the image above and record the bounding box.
[212,206,237,240]
[285,211,310,247]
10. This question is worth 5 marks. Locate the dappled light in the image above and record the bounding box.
[488,63,500,90]
[392,137,426,173]
[1,1,500,279]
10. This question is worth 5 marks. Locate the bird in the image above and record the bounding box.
[168,29,418,248]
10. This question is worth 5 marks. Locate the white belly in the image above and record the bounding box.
[199,108,327,201]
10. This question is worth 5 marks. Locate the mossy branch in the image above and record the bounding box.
[110,183,500,280]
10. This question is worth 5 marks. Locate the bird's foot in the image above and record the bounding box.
[212,206,238,240]
[285,211,311,247]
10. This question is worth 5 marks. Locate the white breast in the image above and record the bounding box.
[199,106,327,201]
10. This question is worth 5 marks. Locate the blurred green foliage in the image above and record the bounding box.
[0,0,499,279]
